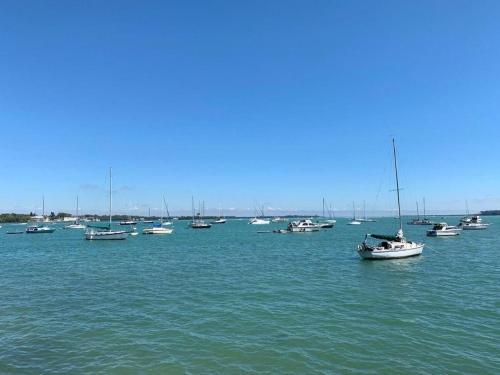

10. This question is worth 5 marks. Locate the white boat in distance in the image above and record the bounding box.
[190,198,212,229]
[357,139,424,260]
[357,200,376,222]
[26,225,55,234]
[459,216,490,230]
[65,196,86,229]
[143,196,175,235]
[347,202,362,225]
[143,226,173,235]
[85,168,128,240]
[249,206,270,225]
[427,223,461,237]
[288,219,320,232]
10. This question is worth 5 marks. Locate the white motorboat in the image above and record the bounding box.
[357,139,424,260]
[85,168,127,240]
[271,217,287,223]
[26,225,55,234]
[287,219,320,232]
[143,226,173,235]
[459,216,489,230]
[427,223,461,237]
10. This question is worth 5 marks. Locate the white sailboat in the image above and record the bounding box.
[211,207,227,224]
[357,200,376,222]
[143,196,174,234]
[357,139,424,260]
[65,196,86,229]
[26,196,55,233]
[249,206,270,225]
[319,198,335,228]
[160,196,173,226]
[85,168,128,240]
[347,202,361,225]
[143,208,154,223]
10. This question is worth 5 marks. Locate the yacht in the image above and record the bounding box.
[426,223,461,237]
[357,139,424,260]
[287,219,320,232]
[459,216,489,230]
[85,168,128,240]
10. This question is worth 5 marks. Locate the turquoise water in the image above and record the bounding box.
[1,218,499,374]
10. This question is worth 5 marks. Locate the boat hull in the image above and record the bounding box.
[142,227,173,235]
[462,224,489,230]
[85,230,128,240]
[358,244,424,260]
[427,230,460,237]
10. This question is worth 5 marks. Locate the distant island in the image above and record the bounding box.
[480,210,500,215]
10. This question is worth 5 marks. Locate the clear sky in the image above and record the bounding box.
[1,0,499,216]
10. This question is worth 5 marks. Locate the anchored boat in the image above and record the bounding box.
[357,139,424,260]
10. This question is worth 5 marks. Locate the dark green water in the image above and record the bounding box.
[1,218,499,374]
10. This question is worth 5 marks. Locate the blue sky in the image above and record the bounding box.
[1,0,500,216]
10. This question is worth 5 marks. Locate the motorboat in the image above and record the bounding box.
[459,216,489,230]
[143,226,173,235]
[357,139,424,260]
[427,223,461,237]
[287,219,320,232]
[26,225,55,234]
[319,222,334,228]
[85,168,127,240]
[211,218,227,224]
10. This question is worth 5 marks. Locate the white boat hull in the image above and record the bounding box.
[358,244,424,260]
[142,227,173,235]
[347,221,361,225]
[462,224,489,230]
[427,230,460,237]
[85,230,128,240]
[289,227,320,232]
[249,219,270,225]
[65,224,87,229]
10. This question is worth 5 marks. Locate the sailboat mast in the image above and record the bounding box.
[363,200,366,220]
[352,201,356,220]
[423,197,426,219]
[322,198,325,218]
[42,195,45,217]
[76,195,79,220]
[416,201,420,220]
[392,139,402,232]
[109,167,112,228]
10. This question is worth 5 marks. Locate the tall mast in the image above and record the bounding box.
[161,196,164,223]
[352,201,356,220]
[416,201,420,220]
[76,195,79,220]
[423,197,426,219]
[392,139,402,233]
[363,200,366,220]
[42,195,45,217]
[109,167,112,228]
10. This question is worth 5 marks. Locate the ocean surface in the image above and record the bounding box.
[0,217,499,374]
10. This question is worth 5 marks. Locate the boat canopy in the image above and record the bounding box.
[87,224,111,230]
[370,234,401,241]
